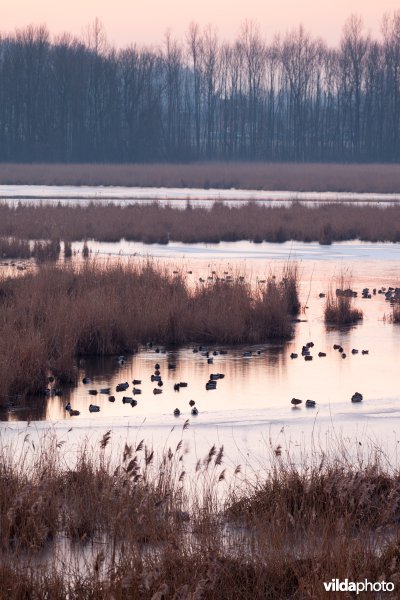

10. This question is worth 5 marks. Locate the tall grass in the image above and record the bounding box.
[1,432,399,598]
[3,202,400,246]
[1,162,400,192]
[324,275,363,325]
[0,260,298,399]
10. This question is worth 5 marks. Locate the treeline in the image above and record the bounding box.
[0,14,400,162]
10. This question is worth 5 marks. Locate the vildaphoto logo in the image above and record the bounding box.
[323,579,394,594]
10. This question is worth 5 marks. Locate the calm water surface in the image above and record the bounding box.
[2,240,400,434]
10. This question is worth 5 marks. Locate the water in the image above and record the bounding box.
[1,240,399,429]
[1,184,400,207]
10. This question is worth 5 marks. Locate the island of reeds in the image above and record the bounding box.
[0,261,299,402]
[3,202,400,254]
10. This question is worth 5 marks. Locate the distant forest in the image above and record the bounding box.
[1,14,400,163]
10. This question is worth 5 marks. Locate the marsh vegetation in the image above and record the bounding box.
[1,432,400,599]
[3,202,400,252]
[0,261,298,401]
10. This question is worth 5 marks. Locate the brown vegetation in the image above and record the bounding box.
[324,277,363,325]
[3,201,400,247]
[0,237,30,259]
[1,432,399,598]
[1,162,400,191]
[0,261,298,400]
[31,239,61,262]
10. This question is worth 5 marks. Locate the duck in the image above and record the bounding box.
[132,379,142,385]
[82,377,90,384]
[305,399,316,408]
[108,396,115,402]
[351,392,363,403]
[189,400,195,407]
[191,407,199,416]
[174,408,181,416]
[153,388,162,395]
[318,352,326,357]
[65,402,71,411]
[290,352,298,359]
[174,383,180,392]
[89,404,100,412]
[69,409,80,416]
[89,389,98,395]
[116,382,129,392]
[122,396,133,404]
[291,398,302,407]
[131,399,138,407]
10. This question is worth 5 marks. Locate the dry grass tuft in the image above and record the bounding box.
[324,275,363,325]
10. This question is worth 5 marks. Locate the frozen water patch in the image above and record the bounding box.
[1,184,400,206]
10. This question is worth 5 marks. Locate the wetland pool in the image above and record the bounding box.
[2,239,400,465]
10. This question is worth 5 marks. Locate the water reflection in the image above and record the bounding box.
[1,240,400,425]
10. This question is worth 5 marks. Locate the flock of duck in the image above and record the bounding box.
[289,340,368,409]
[64,348,231,417]
[61,282,396,419]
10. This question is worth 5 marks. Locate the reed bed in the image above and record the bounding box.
[0,261,298,400]
[1,162,400,192]
[1,431,399,598]
[3,202,400,248]
[324,275,363,325]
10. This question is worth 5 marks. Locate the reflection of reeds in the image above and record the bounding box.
[0,261,298,398]
[324,274,363,325]
[0,237,30,259]
[389,304,400,323]
[1,432,400,598]
[2,202,400,246]
[32,239,61,263]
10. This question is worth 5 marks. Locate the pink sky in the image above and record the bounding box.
[3,0,399,47]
